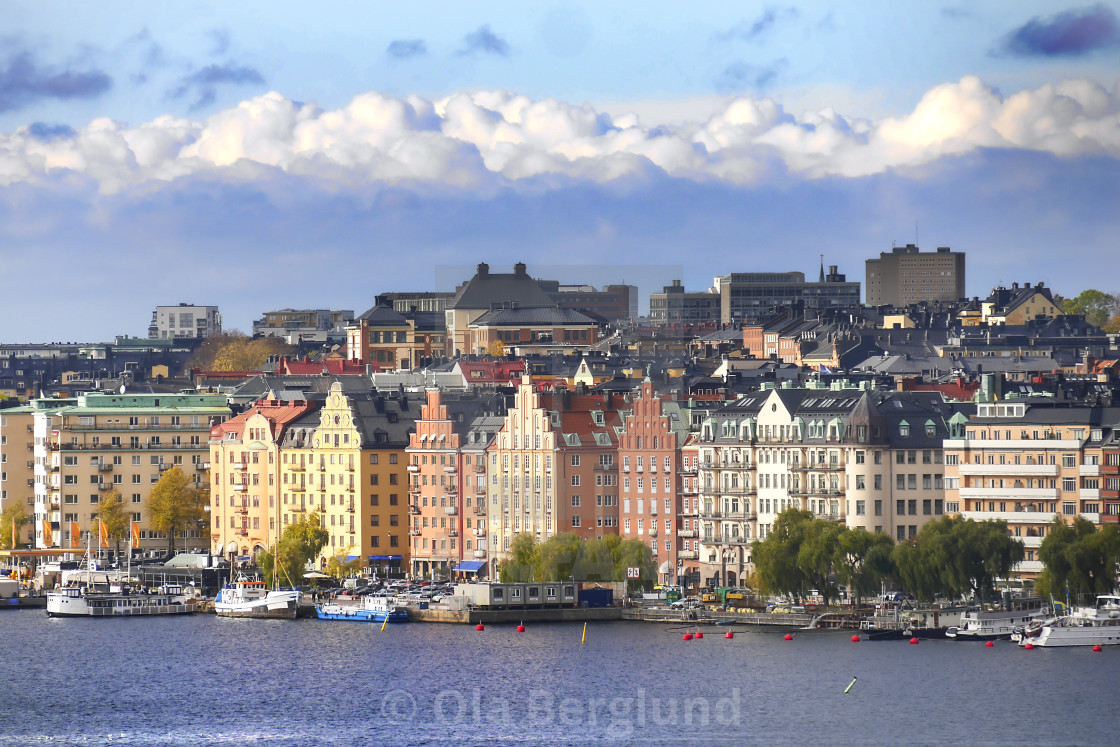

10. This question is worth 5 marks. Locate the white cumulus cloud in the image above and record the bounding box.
[0,75,1117,193]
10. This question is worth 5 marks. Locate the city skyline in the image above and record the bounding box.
[1,2,1118,340]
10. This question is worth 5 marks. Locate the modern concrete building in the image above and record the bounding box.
[252,309,354,339]
[648,280,721,325]
[148,304,221,340]
[713,266,860,324]
[865,245,965,306]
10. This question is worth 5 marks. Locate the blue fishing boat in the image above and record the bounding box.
[315,594,409,623]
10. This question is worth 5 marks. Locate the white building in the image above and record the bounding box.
[148,304,221,340]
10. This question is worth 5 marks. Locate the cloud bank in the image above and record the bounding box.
[0,47,112,113]
[996,4,1120,57]
[0,75,1116,194]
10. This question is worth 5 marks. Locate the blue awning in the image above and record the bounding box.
[346,555,360,562]
[453,561,486,572]
[369,555,403,561]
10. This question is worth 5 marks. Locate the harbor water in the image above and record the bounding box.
[2,611,1115,745]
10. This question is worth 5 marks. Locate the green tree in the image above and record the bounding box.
[1038,517,1120,602]
[146,466,204,556]
[499,533,540,582]
[752,509,813,600]
[326,553,362,579]
[796,519,842,605]
[834,529,894,611]
[613,537,657,593]
[536,533,582,581]
[892,516,1024,602]
[0,502,29,549]
[258,511,329,587]
[1062,289,1118,328]
[96,490,130,564]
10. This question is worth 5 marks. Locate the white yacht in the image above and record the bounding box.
[215,577,302,620]
[1018,595,1120,647]
[946,595,1049,640]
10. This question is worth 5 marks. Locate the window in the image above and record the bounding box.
[571,475,580,487]
[570,454,580,467]
[571,516,581,528]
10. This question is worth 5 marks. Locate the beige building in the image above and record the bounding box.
[1,400,69,547]
[866,245,965,306]
[943,402,1106,577]
[209,399,319,559]
[695,385,951,587]
[31,393,229,552]
[277,383,416,574]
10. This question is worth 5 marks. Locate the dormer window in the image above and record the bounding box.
[899,420,910,438]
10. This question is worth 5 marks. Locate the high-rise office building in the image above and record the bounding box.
[865,245,965,306]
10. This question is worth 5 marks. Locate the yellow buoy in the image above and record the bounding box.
[581,622,587,644]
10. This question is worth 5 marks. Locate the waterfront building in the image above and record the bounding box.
[148,304,221,340]
[485,377,623,563]
[0,399,69,547]
[617,380,692,586]
[942,401,1112,576]
[31,393,230,552]
[694,384,952,587]
[405,390,505,580]
[866,245,965,306]
[277,383,417,575]
[208,398,319,559]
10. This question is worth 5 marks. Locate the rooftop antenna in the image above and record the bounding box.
[915,221,919,247]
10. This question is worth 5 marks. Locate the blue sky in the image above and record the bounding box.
[1,2,1119,340]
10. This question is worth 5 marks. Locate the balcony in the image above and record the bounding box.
[1102,463,1120,475]
[699,510,722,520]
[1080,464,1101,477]
[473,505,486,515]
[474,528,486,537]
[960,509,1059,524]
[197,462,210,470]
[677,529,697,538]
[678,550,698,560]
[406,465,419,472]
[409,529,421,536]
[444,506,457,516]
[291,464,305,472]
[233,483,247,492]
[958,463,1060,477]
[473,550,486,559]
[474,464,485,473]
[409,506,420,515]
[449,530,458,537]
[97,463,112,472]
[291,484,305,492]
[958,487,1060,501]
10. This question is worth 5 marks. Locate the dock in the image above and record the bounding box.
[407,605,621,624]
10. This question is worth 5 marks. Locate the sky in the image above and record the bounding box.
[1,1,1119,341]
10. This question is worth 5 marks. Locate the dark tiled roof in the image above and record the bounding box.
[448,264,555,310]
[470,306,596,326]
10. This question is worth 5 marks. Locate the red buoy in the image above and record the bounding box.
[850,635,860,643]
[985,640,994,647]
[1024,643,1034,650]
[682,633,693,641]
[725,631,734,639]
[1092,644,1103,652]
[695,631,704,639]
[909,637,919,645]
[516,625,525,633]
[476,623,485,631]
[784,633,793,641]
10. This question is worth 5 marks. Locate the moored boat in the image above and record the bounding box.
[1017,595,1120,647]
[215,577,301,620]
[946,595,1048,641]
[46,582,200,617]
[316,594,408,623]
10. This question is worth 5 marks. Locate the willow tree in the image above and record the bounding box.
[834,529,894,611]
[752,508,814,601]
[1039,517,1120,601]
[146,466,204,556]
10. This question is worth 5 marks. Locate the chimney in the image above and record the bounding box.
[477,262,489,277]
[514,262,527,276]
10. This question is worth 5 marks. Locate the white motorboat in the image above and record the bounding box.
[946,595,1049,641]
[1018,595,1120,647]
[215,577,302,620]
